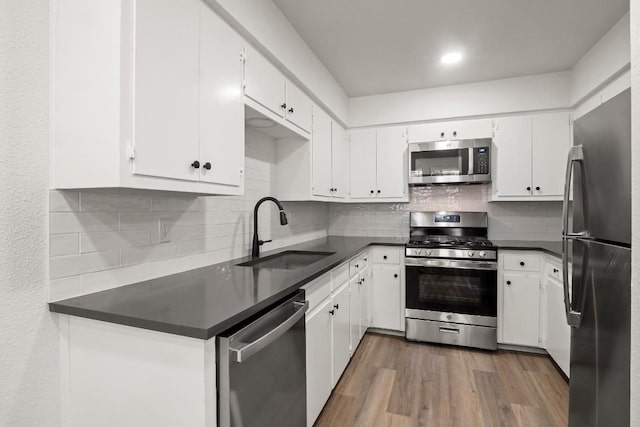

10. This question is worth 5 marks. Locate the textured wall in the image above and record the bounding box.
[49,129,329,301]
[0,0,61,426]
[329,185,562,241]
[630,0,639,423]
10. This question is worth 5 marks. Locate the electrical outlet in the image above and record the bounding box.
[158,218,172,243]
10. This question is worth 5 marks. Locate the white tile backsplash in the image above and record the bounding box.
[328,184,563,241]
[48,129,329,301]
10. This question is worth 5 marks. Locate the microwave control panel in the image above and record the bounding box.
[474,147,490,174]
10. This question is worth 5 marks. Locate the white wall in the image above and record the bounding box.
[48,129,329,301]
[570,12,630,106]
[630,0,640,424]
[0,0,61,426]
[329,186,561,242]
[207,0,349,125]
[348,72,571,128]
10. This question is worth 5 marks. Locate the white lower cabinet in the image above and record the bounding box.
[305,298,333,427]
[542,258,571,377]
[330,282,351,388]
[371,265,403,331]
[348,275,362,354]
[501,273,541,347]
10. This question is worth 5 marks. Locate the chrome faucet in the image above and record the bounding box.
[252,197,288,258]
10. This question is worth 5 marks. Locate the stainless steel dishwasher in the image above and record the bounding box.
[217,291,308,427]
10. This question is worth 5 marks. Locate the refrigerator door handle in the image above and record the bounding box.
[562,145,588,239]
[562,237,583,327]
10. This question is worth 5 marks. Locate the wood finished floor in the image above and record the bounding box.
[315,333,569,427]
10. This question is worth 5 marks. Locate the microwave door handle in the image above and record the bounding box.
[468,147,473,175]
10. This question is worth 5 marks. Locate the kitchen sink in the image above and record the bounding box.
[236,250,335,270]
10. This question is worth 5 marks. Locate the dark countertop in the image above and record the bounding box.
[49,236,406,340]
[493,240,563,259]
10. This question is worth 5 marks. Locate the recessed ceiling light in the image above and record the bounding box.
[246,118,275,128]
[441,51,463,65]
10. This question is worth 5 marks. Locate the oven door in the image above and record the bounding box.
[405,258,497,325]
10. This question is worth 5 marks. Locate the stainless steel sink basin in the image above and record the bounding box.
[236,250,335,270]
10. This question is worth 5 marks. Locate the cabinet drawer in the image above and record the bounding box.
[332,263,349,289]
[372,247,401,264]
[503,253,540,272]
[302,273,332,310]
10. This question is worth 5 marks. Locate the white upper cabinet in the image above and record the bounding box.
[244,47,312,133]
[331,123,348,199]
[198,4,245,187]
[312,108,333,197]
[244,46,286,118]
[408,119,493,142]
[493,116,533,197]
[349,127,408,201]
[349,129,378,199]
[133,0,201,182]
[52,0,245,194]
[531,113,571,197]
[492,113,570,201]
[285,82,313,133]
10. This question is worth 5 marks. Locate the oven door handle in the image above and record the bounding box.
[405,258,497,271]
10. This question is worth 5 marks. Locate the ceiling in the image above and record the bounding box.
[273,0,629,97]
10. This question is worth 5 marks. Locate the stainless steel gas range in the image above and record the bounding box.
[405,211,498,350]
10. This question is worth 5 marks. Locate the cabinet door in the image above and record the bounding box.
[349,129,377,199]
[199,6,244,186]
[407,122,449,142]
[349,275,361,351]
[493,116,533,197]
[244,47,286,118]
[376,127,407,198]
[502,274,540,347]
[306,298,333,427]
[331,283,351,387]
[450,119,494,140]
[371,265,402,331]
[331,123,348,198]
[285,82,313,133]
[360,266,371,339]
[133,0,200,182]
[531,112,570,197]
[545,277,571,376]
[312,108,333,197]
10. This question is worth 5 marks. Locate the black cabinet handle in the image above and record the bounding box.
[440,132,445,137]
[288,107,294,113]
[520,261,525,266]
[383,255,387,260]
[553,268,559,273]
[526,186,531,191]
[377,190,381,194]
[355,264,359,268]
[281,103,287,109]
[370,190,374,194]
[453,131,457,137]
[203,162,212,170]
[506,280,512,285]
[535,186,540,191]
[333,304,339,310]
[363,257,368,261]
[191,160,200,169]
[329,309,335,316]
[394,274,398,278]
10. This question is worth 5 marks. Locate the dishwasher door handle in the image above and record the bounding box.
[229,299,309,363]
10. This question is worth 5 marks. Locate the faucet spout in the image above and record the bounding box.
[252,197,288,258]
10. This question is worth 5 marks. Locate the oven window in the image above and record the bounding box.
[410,149,469,177]
[406,266,497,317]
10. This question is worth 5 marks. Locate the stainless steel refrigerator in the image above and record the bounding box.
[562,88,631,426]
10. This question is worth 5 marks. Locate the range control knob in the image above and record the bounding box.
[425,249,432,256]
[467,251,474,257]
[479,251,487,258]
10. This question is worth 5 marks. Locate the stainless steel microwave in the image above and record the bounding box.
[408,138,491,185]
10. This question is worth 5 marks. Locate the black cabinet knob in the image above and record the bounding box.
[334,187,337,192]
[383,255,387,260]
[191,160,200,169]
[288,107,294,113]
[553,268,559,273]
[535,186,540,191]
[355,264,359,268]
[370,190,374,194]
[506,280,512,285]
[281,103,287,109]
[520,261,525,266]
[329,309,335,316]
[526,186,531,191]
[440,132,445,137]
[203,162,212,170]
[394,274,398,278]
[377,190,381,194]
[453,131,457,137]
[333,304,339,310]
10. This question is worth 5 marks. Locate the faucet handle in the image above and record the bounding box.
[258,239,272,246]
